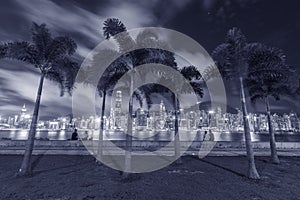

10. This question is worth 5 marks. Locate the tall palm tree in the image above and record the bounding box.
[102,18,203,173]
[82,48,143,162]
[246,44,294,164]
[212,27,260,179]
[86,48,129,160]
[96,69,126,160]
[1,23,78,176]
[176,66,203,163]
[153,65,203,163]
[103,18,178,176]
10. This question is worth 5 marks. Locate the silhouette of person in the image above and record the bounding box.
[82,130,88,140]
[71,129,78,140]
[203,130,215,141]
[208,130,215,141]
[203,131,208,141]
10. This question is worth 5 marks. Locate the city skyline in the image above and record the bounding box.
[1,91,299,133]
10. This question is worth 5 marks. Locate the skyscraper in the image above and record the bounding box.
[114,91,122,129]
[158,100,166,129]
[20,104,27,122]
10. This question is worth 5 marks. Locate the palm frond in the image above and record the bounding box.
[135,29,159,48]
[133,90,143,108]
[246,44,294,103]
[103,18,135,52]
[4,41,37,65]
[103,18,127,39]
[212,27,250,78]
[31,22,52,60]
[180,65,202,81]
[202,65,221,81]
[50,58,79,96]
[46,36,77,61]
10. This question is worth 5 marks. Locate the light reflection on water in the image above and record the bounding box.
[0,129,299,142]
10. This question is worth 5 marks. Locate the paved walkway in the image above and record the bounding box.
[1,146,300,156]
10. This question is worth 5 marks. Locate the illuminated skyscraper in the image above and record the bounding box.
[114,91,122,129]
[18,104,31,128]
[158,100,166,129]
[20,104,27,121]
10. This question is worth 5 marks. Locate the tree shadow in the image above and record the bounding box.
[187,155,245,177]
[31,153,47,171]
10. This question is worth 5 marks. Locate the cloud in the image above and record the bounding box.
[15,0,103,57]
[0,67,72,118]
[1,0,299,118]
[101,1,155,29]
[0,0,159,118]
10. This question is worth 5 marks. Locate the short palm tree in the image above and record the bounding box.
[1,23,78,176]
[246,44,294,164]
[212,27,260,179]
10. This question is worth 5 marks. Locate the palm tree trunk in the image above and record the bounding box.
[17,73,45,177]
[174,94,181,164]
[97,91,106,161]
[265,96,280,164]
[123,73,134,178]
[239,77,260,179]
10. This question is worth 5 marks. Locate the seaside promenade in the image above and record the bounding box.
[1,140,300,156]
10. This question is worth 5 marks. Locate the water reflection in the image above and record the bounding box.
[0,129,299,142]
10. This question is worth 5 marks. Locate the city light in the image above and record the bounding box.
[1,102,299,133]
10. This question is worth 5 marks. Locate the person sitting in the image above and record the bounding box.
[203,130,215,141]
[203,131,208,141]
[71,129,78,140]
[208,130,215,141]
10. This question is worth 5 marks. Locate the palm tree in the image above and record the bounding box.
[246,44,294,164]
[152,65,203,163]
[82,58,144,164]
[103,18,179,177]
[85,48,128,160]
[96,69,126,160]
[1,23,78,176]
[212,27,260,179]
[102,18,205,173]
[103,18,137,177]
[175,66,203,163]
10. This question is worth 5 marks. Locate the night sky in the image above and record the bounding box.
[0,0,299,119]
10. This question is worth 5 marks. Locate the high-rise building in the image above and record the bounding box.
[115,91,122,128]
[18,104,31,128]
[158,100,166,129]
[20,104,26,121]
[188,111,196,129]
[136,108,147,128]
[290,113,300,131]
